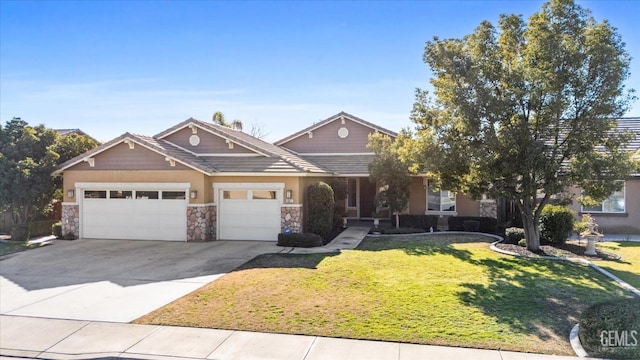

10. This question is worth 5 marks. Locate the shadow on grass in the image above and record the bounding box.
[456,256,633,343]
[235,252,340,270]
[360,235,633,345]
[356,234,493,262]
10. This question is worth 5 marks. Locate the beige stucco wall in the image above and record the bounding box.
[456,194,480,217]
[62,170,208,204]
[567,178,640,234]
[408,177,426,214]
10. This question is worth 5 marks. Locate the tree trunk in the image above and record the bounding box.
[521,213,540,252]
[395,212,400,229]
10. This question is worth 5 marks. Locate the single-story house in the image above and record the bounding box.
[567,117,640,234]
[55,112,489,242]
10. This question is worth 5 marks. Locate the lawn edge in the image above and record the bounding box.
[489,240,640,298]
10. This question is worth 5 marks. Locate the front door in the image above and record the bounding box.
[359,178,377,218]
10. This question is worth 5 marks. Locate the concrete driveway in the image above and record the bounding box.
[0,239,280,322]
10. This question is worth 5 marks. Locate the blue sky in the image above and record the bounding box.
[1,0,639,142]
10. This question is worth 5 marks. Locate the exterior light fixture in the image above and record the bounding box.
[190,190,197,199]
[285,189,293,199]
[67,189,75,198]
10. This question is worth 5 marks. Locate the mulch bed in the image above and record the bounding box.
[495,240,620,261]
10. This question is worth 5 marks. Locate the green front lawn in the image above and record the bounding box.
[594,241,640,288]
[135,234,632,355]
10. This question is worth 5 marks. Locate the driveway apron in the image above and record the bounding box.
[0,239,280,322]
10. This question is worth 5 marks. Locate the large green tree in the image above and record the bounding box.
[368,132,412,228]
[409,0,636,251]
[0,118,98,226]
[0,118,60,225]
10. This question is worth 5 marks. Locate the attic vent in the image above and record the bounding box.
[189,135,200,146]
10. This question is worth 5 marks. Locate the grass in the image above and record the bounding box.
[594,241,640,288]
[0,241,32,256]
[135,234,633,355]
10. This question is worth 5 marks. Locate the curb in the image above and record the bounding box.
[570,324,589,358]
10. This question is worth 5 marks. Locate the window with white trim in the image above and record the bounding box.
[427,188,456,212]
[582,182,625,213]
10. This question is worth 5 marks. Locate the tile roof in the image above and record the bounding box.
[299,154,375,175]
[616,117,640,152]
[274,111,397,146]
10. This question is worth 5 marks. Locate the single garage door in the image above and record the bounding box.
[217,185,282,241]
[81,187,188,241]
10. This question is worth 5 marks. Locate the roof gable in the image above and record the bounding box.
[55,133,217,175]
[275,112,397,147]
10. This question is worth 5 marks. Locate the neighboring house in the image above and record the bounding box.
[56,128,101,145]
[567,118,640,234]
[55,112,485,242]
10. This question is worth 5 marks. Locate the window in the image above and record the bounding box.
[582,183,625,213]
[347,178,357,208]
[223,190,247,200]
[162,191,186,200]
[428,188,456,212]
[84,190,106,199]
[252,190,277,200]
[136,191,159,200]
[110,190,132,199]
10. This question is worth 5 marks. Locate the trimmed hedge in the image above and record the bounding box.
[305,182,335,237]
[277,233,323,248]
[448,216,498,233]
[579,298,640,359]
[391,215,439,231]
[505,227,525,244]
[540,205,575,245]
[9,220,59,242]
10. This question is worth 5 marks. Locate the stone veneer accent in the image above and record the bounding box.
[61,203,79,239]
[281,205,303,233]
[479,199,498,218]
[186,204,216,242]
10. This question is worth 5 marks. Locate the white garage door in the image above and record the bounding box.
[81,185,188,241]
[217,184,282,241]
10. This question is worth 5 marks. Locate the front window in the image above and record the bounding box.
[582,183,625,213]
[428,188,456,212]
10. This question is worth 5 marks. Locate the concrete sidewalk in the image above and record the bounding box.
[0,315,585,360]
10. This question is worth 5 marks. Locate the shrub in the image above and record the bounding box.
[518,239,527,247]
[277,233,323,248]
[305,182,334,237]
[505,227,525,244]
[391,215,439,231]
[463,220,480,232]
[327,178,348,201]
[29,220,58,237]
[380,227,426,235]
[333,203,347,229]
[10,224,30,242]
[52,222,62,238]
[540,205,575,245]
[579,298,640,360]
[448,216,498,233]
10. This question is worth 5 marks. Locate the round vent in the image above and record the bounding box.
[189,135,200,146]
[338,127,349,139]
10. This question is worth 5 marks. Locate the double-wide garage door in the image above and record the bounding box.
[81,185,188,241]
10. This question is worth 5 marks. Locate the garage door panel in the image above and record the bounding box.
[82,192,186,241]
[218,187,281,241]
